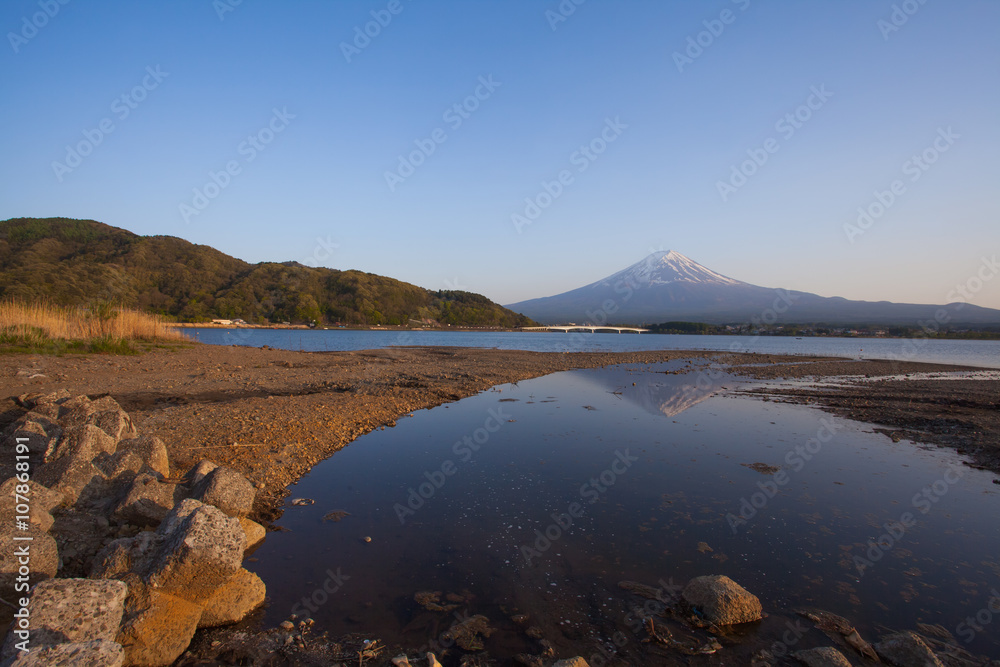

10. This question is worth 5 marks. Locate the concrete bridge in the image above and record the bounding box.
[521,325,649,334]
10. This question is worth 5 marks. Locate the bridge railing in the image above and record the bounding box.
[519,325,649,333]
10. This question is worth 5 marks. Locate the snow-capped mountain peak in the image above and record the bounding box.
[505,249,1000,326]
[605,250,744,289]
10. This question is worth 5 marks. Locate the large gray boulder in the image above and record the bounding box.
[184,459,218,486]
[54,394,134,441]
[146,501,245,601]
[682,575,763,625]
[190,465,256,518]
[35,424,115,504]
[88,499,266,663]
[55,395,98,426]
[91,531,165,582]
[111,473,178,527]
[47,423,117,461]
[5,640,124,667]
[875,631,945,667]
[0,578,126,660]
[156,497,203,536]
[82,399,135,442]
[14,390,70,421]
[16,389,71,409]
[96,435,170,481]
[92,500,231,585]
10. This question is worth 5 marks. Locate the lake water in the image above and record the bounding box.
[245,363,1000,662]
[181,328,1000,369]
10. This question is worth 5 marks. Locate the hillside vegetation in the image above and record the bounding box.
[0,218,534,327]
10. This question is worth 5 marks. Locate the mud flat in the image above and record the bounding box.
[736,373,1000,474]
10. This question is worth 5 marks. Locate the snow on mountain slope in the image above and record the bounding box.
[505,250,1000,325]
[595,250,744,290]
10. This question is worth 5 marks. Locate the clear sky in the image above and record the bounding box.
[2,1,998,309]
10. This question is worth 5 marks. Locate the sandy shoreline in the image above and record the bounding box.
[4,345,998,524]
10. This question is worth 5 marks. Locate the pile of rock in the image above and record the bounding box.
[90,498,266,665]
[1,392,267,666]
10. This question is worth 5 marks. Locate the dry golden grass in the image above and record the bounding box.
[0,301,187,343]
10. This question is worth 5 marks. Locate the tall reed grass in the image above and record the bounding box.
[0,300,187,350]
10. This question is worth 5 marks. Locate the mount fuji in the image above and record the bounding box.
[505,251,1000,326]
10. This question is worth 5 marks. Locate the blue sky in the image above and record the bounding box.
[2,0,999,309]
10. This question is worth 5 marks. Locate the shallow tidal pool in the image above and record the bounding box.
[246,361,1000,662]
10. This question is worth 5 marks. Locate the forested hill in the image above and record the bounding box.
[0,218,535,327]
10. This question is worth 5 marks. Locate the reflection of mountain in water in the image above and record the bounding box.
[572,367,722,419]
[651,382,718,417]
